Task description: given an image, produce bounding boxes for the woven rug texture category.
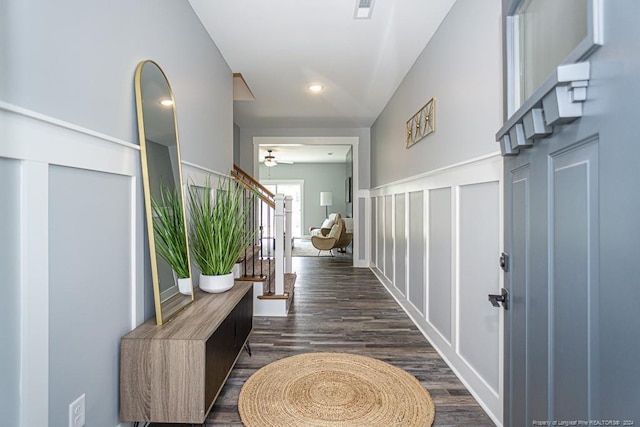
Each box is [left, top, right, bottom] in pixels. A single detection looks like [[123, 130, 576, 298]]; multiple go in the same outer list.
[[238, 352, 435, 427]]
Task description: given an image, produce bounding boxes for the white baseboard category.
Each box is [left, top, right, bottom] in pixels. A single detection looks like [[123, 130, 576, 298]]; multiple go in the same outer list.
[[370, 267, 502, 427]]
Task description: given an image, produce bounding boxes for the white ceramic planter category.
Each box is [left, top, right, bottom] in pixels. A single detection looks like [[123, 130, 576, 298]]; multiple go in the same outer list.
[[199, 272, 235, 294], [177, 277, 192, 295]]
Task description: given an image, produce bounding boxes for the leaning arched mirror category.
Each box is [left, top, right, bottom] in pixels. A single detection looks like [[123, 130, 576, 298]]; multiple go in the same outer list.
[[135, 60, 193, 325]]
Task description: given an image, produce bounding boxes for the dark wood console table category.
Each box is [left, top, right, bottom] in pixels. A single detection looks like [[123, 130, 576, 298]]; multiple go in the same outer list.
[[119, 282, 253, 424]]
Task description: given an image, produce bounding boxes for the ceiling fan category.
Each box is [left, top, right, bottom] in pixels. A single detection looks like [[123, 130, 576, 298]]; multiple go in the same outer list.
[[263, 149, 293, 167]]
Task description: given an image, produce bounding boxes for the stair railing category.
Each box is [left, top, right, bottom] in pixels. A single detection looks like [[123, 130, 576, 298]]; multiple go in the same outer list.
[[232, 164, 292, 296], [231, 164, 275, 209]]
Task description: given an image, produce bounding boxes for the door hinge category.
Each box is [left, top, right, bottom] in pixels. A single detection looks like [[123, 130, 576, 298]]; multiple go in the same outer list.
[[500, 252, 510, 272]]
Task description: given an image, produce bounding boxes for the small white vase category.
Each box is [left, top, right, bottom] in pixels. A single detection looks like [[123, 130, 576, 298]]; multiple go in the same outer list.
[[177, 277, 192, 295], [199, 272, 235, 294]]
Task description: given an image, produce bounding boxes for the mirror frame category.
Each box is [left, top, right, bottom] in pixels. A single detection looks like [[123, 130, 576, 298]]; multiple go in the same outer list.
[[134, 60, 194, 325]]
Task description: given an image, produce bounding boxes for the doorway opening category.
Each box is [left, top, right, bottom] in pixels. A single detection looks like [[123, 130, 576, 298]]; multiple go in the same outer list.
[[260, 180, 304, 239], [253, 136, 362, 266]]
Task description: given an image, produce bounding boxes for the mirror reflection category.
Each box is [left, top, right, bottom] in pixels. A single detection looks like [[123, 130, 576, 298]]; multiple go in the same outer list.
[[135, 60, 193, 325]]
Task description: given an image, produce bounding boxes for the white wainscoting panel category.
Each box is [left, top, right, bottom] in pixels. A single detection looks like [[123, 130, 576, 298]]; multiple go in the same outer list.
[[394, 194, 406, 296], [376, 197, 385, 272], [48, 165, 133, 427], [370, 197, 377, 267], [428, 187, 453, 343], [384, 195, 393, 281], [408, 191, 425, 314], [0, 158, 22, 427], [370, 153, 503, 426], [356, 196, 368, 266], [0, 103, 224, 427], [458, 181, 501, 394], [1, 104, 144, 427]]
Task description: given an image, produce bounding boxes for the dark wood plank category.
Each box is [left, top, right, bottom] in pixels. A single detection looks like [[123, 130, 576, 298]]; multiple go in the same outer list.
[[235, 275, 267, 282], [256, 293, 289, 300], [151, 256, 495, 426]]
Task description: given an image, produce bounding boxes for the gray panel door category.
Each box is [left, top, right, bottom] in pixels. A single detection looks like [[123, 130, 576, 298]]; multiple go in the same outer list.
[[505, 137, 601, 425], [502, 2, 640, 425]]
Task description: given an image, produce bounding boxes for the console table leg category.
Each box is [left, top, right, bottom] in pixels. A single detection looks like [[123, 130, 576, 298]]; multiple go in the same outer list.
[[244, 342, 252, 357]]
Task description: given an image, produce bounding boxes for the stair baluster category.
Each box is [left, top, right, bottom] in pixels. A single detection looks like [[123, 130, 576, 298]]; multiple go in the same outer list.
[[231, 164, 295, 314]]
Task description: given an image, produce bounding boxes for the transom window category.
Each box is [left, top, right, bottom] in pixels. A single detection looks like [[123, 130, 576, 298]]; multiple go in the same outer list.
[[508, 0, 600, 115]]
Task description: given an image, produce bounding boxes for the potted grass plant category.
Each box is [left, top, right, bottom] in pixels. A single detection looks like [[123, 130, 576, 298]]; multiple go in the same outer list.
[[151, 183, 192, 295], [187, 176, 253, 293]]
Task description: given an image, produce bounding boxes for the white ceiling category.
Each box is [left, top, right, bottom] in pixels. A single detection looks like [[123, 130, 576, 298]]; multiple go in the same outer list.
[[189, 0, 457, 129]]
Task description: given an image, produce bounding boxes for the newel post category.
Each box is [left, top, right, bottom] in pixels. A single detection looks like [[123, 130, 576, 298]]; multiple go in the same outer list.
[[274, 194, 285, 295], [284, 195, 293, 274]]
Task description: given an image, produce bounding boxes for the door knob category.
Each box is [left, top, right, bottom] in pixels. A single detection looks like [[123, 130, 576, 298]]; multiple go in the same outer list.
[[488, 288, 509, 310]]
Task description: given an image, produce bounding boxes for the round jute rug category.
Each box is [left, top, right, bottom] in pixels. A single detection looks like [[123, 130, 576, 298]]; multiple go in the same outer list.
[[238, 352, 435, 426]]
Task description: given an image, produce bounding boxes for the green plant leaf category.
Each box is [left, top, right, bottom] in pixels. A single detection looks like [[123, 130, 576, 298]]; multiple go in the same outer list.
[[187, 176, 256, 276], [151, 183, 190, 279]]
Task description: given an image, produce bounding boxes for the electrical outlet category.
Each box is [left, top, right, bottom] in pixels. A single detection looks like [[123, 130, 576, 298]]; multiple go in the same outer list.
[[68, 393, 85, 427]]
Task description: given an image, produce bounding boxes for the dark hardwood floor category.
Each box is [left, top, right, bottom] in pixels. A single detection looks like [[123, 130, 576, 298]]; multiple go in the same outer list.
[[209, 255, 495, 426], [152, 255, 495, 426]]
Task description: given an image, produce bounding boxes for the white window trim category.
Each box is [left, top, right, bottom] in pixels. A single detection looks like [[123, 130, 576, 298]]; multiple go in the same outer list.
[[507, 0, 603, 117], [497, 0, 604, 156]]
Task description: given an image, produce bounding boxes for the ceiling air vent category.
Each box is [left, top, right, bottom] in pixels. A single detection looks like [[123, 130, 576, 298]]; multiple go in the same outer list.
[[354, 0, 374, 19]]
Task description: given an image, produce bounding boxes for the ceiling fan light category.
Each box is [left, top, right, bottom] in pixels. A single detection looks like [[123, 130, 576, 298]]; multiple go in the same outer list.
[[264, 149, 278, 167]]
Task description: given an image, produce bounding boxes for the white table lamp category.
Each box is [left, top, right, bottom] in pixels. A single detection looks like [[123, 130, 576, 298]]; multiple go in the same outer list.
[[320, 192, 333, 218]]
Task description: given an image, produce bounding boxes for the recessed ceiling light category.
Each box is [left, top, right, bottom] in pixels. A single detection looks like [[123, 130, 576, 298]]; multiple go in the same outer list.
[[160, 99, 173, 106], [307, 84, 324, 92]]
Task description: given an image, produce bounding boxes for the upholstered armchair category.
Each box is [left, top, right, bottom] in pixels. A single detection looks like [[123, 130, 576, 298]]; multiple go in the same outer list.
[[309, 213, 341, 237], [310, 217, 344, 255], [334, 217, 353, 253]]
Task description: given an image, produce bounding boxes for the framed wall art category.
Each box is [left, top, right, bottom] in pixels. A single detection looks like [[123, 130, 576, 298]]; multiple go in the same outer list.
[[406, 97, 435, 148]]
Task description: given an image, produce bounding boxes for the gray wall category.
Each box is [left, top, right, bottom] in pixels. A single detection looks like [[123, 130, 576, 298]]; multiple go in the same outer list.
[[408, 191, 425, 313], [1, 0, 233, 173], [0, 159, 20, 427], [259, 162, 349, 234], [370, 0, 502, 187], [233, 123, 241, 165], [458, 182, 500, 390], [367, 0, 504, 419], [48, 167, 132, 427], [428, 188, 453, 341], [1, 1, 233, 426]]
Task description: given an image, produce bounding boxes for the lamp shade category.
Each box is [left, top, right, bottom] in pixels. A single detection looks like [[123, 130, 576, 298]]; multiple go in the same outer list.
[[320, 192, 333, 207]]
